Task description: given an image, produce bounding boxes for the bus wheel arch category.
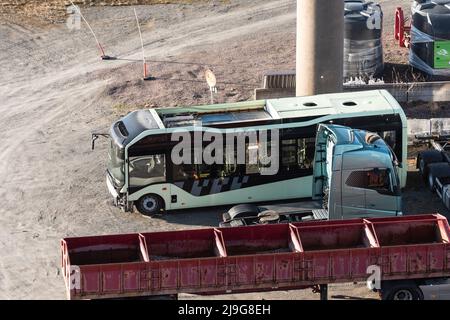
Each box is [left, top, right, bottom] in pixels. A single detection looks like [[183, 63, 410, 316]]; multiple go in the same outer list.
[[136, 194, 165, 216]]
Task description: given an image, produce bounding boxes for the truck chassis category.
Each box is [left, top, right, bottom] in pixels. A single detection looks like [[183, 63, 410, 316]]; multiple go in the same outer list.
[[416, 134, 450, 210]]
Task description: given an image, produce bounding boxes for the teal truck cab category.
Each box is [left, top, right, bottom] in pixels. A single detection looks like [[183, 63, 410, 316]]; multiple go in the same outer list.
[[222, 124, 402, 226], [313, 124, 402, 219]]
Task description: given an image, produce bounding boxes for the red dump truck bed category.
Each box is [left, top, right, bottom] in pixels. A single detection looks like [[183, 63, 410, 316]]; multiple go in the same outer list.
[[61, 214, 450, 300]]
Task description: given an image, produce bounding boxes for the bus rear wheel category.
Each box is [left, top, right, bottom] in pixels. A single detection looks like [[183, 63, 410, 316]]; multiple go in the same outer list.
[[137, 194, 164, 216]]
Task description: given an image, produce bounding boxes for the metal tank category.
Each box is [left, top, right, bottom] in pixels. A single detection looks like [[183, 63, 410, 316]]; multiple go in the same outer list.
[[344, 0, 384, 80], [410, 0, 450, 76]]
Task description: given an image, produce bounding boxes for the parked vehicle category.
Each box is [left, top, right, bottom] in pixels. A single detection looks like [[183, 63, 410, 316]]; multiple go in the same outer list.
[[221, 124, 402, 227], [61, 214, 450, 300], [95, 90, 407, 215], [395, 1, 450, 77], [416, 134, 450, 210]]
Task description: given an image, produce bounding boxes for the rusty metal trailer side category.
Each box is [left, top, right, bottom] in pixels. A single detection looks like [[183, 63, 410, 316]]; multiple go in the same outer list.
[[61, 214, 450, 300]]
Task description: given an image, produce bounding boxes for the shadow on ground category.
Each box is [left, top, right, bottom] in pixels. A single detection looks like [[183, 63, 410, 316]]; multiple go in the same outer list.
[[403, 171, 448, 219]]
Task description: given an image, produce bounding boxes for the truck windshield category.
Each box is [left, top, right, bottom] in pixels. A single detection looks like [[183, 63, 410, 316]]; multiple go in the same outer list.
[[107, 140, 125, 188]]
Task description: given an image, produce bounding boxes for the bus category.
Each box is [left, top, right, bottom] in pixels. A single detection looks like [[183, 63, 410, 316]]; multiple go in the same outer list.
[[104, 90, 407, 215]]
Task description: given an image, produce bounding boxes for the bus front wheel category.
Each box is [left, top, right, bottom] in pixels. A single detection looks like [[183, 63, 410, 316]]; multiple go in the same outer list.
[[137, 194, 165, 216]]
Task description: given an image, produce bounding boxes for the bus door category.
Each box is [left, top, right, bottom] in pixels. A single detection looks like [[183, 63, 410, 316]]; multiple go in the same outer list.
[[126, 152, 168, 212], [127, 134, 170, 200]]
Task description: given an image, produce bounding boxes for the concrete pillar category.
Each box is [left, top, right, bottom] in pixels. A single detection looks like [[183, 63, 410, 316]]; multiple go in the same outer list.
[[296, 0, 344, 96]]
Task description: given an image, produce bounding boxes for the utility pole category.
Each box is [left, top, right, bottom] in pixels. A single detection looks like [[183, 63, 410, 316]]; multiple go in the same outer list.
[[296, 0, 344, 96]]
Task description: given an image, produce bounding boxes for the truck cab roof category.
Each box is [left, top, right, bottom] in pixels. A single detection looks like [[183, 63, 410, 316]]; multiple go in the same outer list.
[[320, 124, 395, 170]]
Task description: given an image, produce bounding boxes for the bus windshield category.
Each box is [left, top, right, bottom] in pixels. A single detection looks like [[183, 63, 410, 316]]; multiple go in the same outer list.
[[107, 140, 125, 188]]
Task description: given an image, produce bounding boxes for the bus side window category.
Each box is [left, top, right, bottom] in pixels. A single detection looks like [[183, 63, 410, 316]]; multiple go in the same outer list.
[[197, 164, 222, 179], [245, 142, 260, 175], [173, 162, 231, 181], [173, 164, 197, 181], [129, 154, 166, 187], [245, 140, 277, 175], [281, 137, 315, 172], [299, 138, 315, 169], [379, 130, 396, 150]]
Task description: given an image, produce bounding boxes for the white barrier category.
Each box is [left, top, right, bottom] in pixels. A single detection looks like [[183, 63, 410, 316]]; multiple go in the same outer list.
[[255, 72, 450, 102]]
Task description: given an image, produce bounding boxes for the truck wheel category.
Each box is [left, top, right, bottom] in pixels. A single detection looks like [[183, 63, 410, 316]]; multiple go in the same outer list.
[[417, 151, 444, 179], [226, 204, 260, 220], [418, 157, 427, 178], [137, 194, 165, 216], [428, 172, 436, 192], [382, 282, 423, 300], [390, 288, 422, 300], [427, 163, 450, 192]]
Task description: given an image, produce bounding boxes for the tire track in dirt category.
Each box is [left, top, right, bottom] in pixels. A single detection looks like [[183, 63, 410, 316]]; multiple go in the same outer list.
[[0, 1, 298, 299]]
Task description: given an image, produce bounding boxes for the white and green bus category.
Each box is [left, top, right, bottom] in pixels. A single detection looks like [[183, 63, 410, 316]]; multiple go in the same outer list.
[[104, 90, 407, 215]]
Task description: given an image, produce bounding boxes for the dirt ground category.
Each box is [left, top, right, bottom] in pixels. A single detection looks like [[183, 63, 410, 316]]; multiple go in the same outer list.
[[0, 0, 448, 300]]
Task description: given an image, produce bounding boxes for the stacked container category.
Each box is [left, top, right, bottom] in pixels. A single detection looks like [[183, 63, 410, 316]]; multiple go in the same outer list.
[[410, 0, 450, 76], [344, 0, 384, 80]]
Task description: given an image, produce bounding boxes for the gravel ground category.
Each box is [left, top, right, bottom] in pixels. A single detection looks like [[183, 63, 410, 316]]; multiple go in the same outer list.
[[0, 0, 447, 300]]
